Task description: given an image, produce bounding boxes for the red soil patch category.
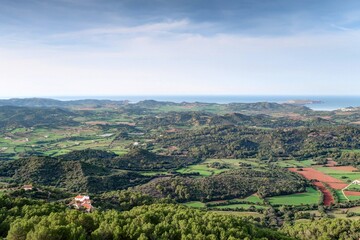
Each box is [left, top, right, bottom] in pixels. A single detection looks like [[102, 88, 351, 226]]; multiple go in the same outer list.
[[313, 182, 334, 206], [168, 146, 178, 151], [288, 168, 348, 189], [165, 128, 179, 133], [344, 191, 360, 196], [325, 159, 337, 167], [288, 168, 346, 206], [328, 166, 358, 172]]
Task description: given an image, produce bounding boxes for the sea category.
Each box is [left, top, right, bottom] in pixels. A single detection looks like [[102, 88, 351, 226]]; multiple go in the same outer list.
[[25, 95, 360, 111]]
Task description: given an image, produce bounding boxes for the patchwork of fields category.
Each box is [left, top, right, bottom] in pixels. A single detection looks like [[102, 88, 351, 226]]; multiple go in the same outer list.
[[181, 158, 360, 212], [289, 163, 360, 205]]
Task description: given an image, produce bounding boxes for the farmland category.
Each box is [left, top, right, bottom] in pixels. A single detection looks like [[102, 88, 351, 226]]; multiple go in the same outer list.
[[212, 203, 267, 210], [288, 162, 360, 205], [176, 158, 261, 176], [267, 187, 320, 205]]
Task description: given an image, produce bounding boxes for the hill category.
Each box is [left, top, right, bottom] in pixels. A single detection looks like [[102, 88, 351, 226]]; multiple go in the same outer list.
[[137, 167, 307, 201], [60, 148, 198, 171], [0, 98, 128, 108], [0, 156, 150, 193], [0, 106, 77, 129]]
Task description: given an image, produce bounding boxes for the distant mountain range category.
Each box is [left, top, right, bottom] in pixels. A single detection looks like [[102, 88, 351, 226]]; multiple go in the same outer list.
[[0, 98, 311, 112], [0, 98, 128, 108]]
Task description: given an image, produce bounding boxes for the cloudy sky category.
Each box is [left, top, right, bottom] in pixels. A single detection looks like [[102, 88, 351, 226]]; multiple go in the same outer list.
[[0, 0, 360, 97]]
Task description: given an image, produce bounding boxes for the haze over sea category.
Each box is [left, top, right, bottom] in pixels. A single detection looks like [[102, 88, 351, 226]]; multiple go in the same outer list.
[[51, 96, 360, 111]]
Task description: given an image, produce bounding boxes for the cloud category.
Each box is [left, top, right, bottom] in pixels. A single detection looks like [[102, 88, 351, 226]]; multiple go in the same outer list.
[[1, 1, 360, 97], [51, 19, 191, 39], [1, 27, 360, 97]]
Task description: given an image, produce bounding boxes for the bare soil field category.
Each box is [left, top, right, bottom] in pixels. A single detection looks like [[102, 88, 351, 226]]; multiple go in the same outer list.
[[344, 191, 360, 196], [313, 182, 334, 206], [328, 166, 358, 172], [288, 168, 348, 189]]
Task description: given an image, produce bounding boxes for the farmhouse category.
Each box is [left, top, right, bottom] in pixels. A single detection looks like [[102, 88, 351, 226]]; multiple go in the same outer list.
[[22, 185, 33, 191], [352, 180, 360, 185], [73, 195, 93, 212]]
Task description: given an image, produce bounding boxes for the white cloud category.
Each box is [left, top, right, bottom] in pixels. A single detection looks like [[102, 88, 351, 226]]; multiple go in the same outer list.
[[1, 23, 360, 97], [51, 19, 191, 39]]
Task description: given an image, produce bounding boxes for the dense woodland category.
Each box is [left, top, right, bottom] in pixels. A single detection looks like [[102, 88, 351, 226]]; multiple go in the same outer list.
[[0, 195, 291, 240], [0, 155, 151, 193], [138, 168, 307, 201], [155, 125, 360, 160]]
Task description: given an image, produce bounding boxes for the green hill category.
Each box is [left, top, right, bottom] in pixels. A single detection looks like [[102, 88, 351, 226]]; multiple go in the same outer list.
[[0, 106, 77, 129], [0, 156, 150, 193]]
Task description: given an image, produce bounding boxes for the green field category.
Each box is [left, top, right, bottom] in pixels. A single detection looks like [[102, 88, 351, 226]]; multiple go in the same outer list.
[[335, 190, 348, 203], [267, 187, 320, 205], [212, 204, 267, 210], [176, 158, 260, 176], [276, 159, 316, 168], [0, 124, 136, 159], [183, 201, 206, 208], [240, 195, 263, 204], [206, 194, 263, 206], [184, 195, 263, 209], [212, 211, 263, 217], [346, 184, 360, 191], [341, 149, 360, 153], [347, 195, 360, 201], [315, 167, 360, 182]]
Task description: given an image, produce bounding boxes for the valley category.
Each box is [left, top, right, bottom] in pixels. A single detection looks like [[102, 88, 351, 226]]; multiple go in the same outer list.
[[2, 98, 360, 239]]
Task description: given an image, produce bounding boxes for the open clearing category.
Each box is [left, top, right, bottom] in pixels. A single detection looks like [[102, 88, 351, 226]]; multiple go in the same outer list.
[[212, 204, 267, 210], [212, 211, 263, 218], [315, 166, 360, 182], [289, 166, 360, 204], [288, 168, 348, 189], [176, 158, 259, 176], [183, 201, 206, 208], [276, 159, 316, 168], [289, 168, 337, 205], [267, 187, 320, 205]]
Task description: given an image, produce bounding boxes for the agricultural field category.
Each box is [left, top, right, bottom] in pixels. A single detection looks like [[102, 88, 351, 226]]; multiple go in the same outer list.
[[276, 159, 316, 168], [288, 163, 360, 205], [267, 187, 320, 206], [211, 203, 267, 210], [206, 194, 263, 205], [314, 166, 360, 182], [183, 201, 206, 208], [176, 158, 261, 176], [0, 123, 144, 159], [183, 195, 265, 211], [212, 211, 264, 218], [347, 195, 360, 201], [335, 190, 348, 203]]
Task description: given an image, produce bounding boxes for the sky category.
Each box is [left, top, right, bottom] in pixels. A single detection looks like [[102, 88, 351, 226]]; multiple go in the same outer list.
[[1, 0, 360, 97]]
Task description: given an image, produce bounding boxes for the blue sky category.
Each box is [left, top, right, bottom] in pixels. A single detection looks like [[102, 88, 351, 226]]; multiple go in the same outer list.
[[0, 0, 360, 97]]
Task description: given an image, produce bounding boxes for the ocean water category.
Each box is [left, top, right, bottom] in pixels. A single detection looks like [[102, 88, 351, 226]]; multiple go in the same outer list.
[[53, 95, 360, 111]]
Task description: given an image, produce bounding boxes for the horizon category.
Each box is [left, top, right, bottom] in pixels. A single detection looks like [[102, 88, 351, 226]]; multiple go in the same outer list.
[[1, 0, 360, 96], [2, 95, 360, 111]]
